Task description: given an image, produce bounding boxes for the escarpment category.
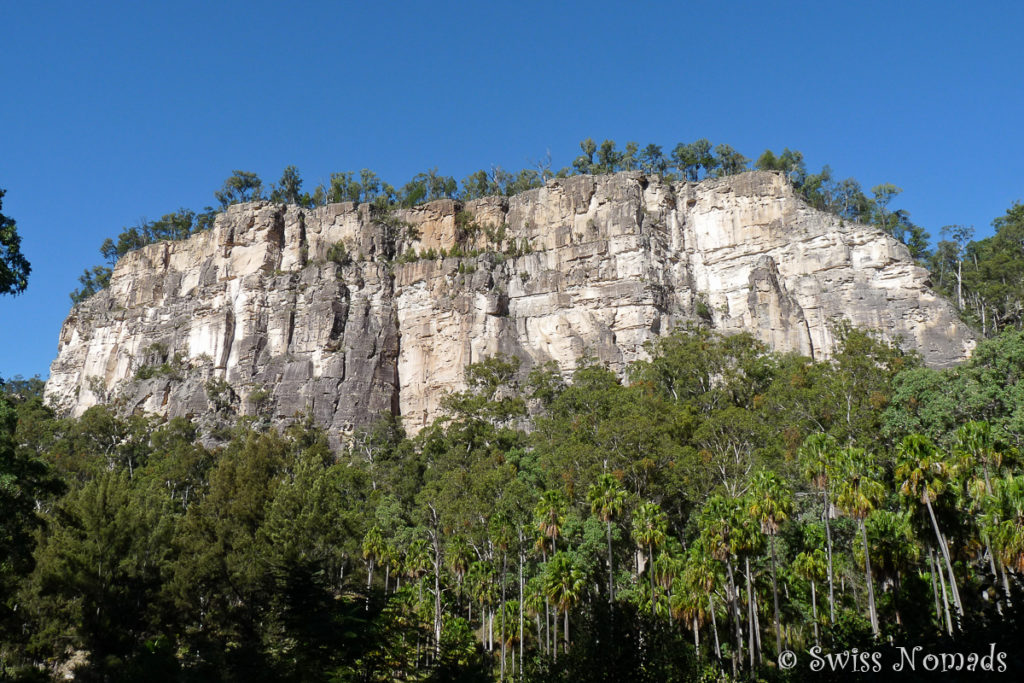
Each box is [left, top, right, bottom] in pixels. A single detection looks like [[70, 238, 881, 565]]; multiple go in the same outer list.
[[45, 171, 976, 435]]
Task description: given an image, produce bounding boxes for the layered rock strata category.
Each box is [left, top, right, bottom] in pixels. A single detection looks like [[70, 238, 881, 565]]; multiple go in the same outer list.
[[45, 171, 975, 434]]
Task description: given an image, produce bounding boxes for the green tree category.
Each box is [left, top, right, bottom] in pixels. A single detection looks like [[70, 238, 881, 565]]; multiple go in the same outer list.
[[893, 434, 963, 619], [833, 447, 885, 637], [215, 170, 264, 207], [543, 551, 586, 655], [747, 470, 793, 654], [632, 501, 668, 618], [587, 473, 626, 602], [0, 189, 30, 295]]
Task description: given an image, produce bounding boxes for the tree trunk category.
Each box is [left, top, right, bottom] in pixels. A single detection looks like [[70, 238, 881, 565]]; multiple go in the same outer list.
[[769, 534, 782, 654], [564, 609, 570, 653], [693, 616, 700, 657], [926, 497, 963, 618], [709, 594, 722, 661], [607, 519, 615, 603], [552, 602, 558, 662], [928, 549, 942, 631], [649, 544, 656, 618], [860, 520, 879, 637], [823, 488, 836, 623], [810, 579, 820, 646], [725, 560, 742, 677], [935, 548, 954, 636], [501, 552, 507, 681], [746, 556, 755, 670], [519, 537, 525, 682]]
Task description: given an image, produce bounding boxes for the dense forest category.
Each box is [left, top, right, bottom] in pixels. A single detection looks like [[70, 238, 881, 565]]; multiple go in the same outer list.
[[3, 321, 1024, 680], [2, 140, 1024, 680]]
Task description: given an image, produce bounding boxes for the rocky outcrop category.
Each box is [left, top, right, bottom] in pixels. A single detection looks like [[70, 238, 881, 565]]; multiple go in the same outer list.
[[45, 171, 976, 435]]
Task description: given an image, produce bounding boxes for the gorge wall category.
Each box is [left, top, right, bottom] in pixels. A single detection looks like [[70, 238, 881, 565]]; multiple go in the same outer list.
[[44, 171, 976, 435]]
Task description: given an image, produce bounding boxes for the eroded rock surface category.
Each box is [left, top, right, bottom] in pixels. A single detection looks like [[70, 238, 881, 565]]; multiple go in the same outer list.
[[45, 171, 975, 435]]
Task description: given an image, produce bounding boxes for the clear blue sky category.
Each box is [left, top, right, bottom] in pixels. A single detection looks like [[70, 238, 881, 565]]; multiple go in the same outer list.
[[2, 0, 1022, 381]]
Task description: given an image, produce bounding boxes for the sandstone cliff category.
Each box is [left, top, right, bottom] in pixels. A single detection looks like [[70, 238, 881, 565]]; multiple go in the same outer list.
[[45, 171, 976, 434]]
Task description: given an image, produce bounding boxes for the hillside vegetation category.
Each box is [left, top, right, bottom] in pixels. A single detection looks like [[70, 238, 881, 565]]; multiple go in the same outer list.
[[4, 323, 1024, 680]]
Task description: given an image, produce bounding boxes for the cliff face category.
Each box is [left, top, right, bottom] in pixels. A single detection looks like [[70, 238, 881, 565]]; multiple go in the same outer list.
[[45, 171, 975, 434]]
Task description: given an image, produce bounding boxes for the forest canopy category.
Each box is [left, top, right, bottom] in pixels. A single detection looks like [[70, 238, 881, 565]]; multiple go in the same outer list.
[[4, 324, 1024, 680]]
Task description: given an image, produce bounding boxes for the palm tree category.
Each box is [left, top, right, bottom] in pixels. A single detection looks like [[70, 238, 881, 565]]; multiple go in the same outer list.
[[405, 538, 431, 605], [587, 473, 626, 603], [673, 542, 720, 659], [955, 421, 1012, 605], [791, 550, 826, 646], [747, 470, 793, 655], [632, 501, 668, 618], [799, 433, 839, 623], [446, 536, 473, 617], [363, 526, 386, 592], [863, 509, 919, 626], [466, 560, 497, 649], [984, 474, 1024, 574], [894, 434, 963, 619], [698, 494, 755, 677], [833, 447, 884, 637], [535, 490, 567, 555], [544, 552, 586, 655]]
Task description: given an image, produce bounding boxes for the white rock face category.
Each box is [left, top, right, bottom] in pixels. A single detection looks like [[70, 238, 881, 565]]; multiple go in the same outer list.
[[45, 171, 975, 435]]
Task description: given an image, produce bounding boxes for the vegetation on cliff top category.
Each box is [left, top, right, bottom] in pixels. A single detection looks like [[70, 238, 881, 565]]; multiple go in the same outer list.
[[69, 138, 931, 298], [68, 140, 1024, 336]]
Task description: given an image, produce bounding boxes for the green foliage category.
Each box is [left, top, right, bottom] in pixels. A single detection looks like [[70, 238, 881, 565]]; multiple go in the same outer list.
[[0, 188, 30, 296], [215, 169, 264, 207], [7, 323, 1024, 679], [325, 240, 351, 267]]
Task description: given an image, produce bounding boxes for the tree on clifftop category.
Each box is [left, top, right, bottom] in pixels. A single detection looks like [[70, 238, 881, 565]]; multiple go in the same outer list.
[[0, 188, 30, 295]]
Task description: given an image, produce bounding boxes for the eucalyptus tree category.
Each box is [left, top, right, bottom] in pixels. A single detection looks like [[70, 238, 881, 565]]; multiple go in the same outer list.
[[747, 470, 793, 654], [894, 434, 963, 619], [587, 473, 626, 602], [0, 189, 30, 295], [833, 447, 885, 637]]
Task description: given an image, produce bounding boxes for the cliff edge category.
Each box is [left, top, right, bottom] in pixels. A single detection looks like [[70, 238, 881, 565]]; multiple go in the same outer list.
[[45, 171, 975, 434]]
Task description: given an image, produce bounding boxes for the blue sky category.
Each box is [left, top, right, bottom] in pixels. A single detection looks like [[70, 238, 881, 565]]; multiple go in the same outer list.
[[2, 0, 1022, 380]]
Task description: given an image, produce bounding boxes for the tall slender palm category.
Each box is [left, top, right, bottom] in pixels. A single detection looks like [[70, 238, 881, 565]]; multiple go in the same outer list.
[[894, 434, 963, 618], [984, 474, 1024, 573], [863, 509, 919, 626], [544, 552, 586, 655], [446, 536, 473, 616], [363, 526, 386, 592], [955, 421, 1012, 604], [747, 470, 793, 655], [587, 473, 626, 603], [798, 433, 839, 622], [405, 538, 432, 605], [632, 501, 668, 617], [535, 490, 567, 555], [791, 550, 826, 646], [698, 494, 754, 677], [834, 447, 884, 637], [674, 542, 721, 660]]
